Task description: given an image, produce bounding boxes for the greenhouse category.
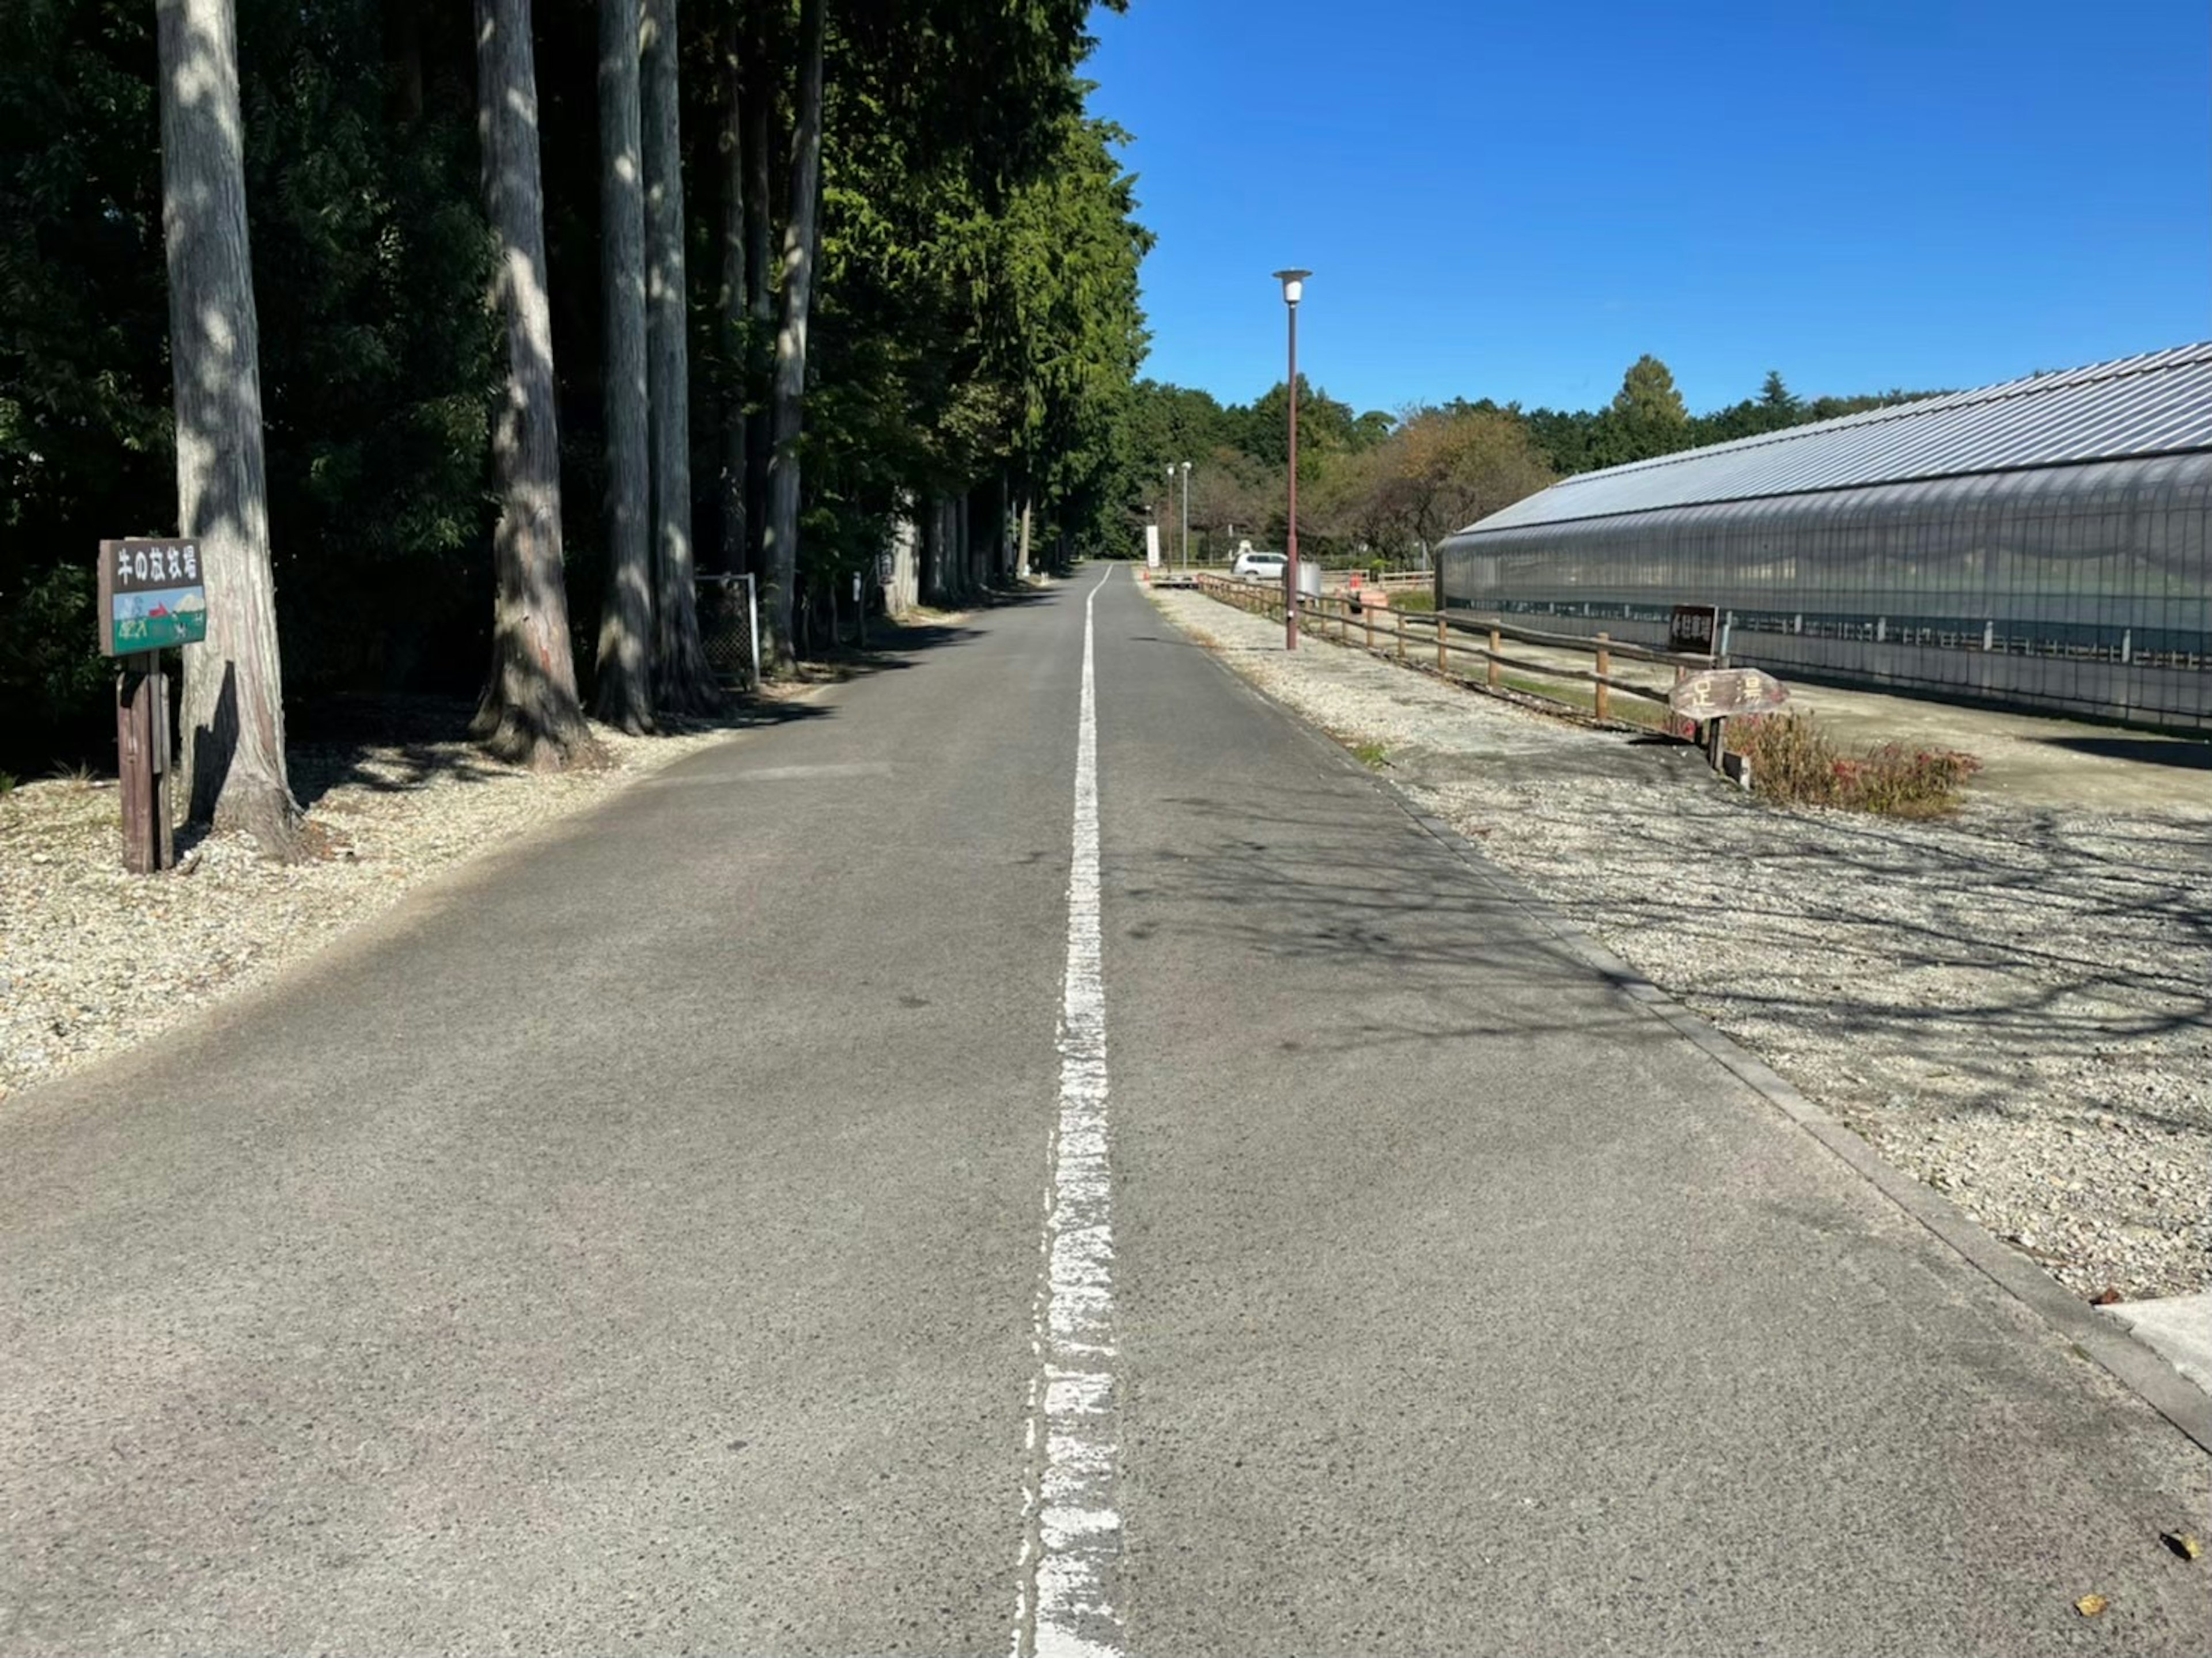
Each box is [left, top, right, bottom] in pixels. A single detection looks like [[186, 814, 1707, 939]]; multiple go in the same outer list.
[[1437, 344, 2212, 733]]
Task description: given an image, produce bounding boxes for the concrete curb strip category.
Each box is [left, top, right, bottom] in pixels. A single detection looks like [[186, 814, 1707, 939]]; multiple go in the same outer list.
[[1167, 596, 2212, 1458]]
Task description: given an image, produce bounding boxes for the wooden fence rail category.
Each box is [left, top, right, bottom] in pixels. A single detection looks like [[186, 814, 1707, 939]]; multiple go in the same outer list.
[[1189, 572, 1719, 729]]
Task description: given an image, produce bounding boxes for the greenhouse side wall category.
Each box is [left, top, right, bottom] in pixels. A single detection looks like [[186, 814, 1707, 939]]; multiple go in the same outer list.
[[1438, 453, 2212, 732]]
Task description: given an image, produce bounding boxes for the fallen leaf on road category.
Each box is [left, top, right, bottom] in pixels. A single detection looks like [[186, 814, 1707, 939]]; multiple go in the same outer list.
[[2089, 1288, 2123, 1306], [2073, 1593, 2109, 1618], [2161, 1531, 2203, 1561]]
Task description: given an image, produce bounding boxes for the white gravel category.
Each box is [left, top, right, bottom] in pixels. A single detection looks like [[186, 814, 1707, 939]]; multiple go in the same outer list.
[[1153, 586, 2212, 1303], [0, 704, 761, 1104]]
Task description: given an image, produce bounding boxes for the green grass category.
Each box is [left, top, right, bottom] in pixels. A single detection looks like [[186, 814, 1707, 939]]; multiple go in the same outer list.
[[1350, 739, 1390, 769], [1387, 590, 1437, 613]]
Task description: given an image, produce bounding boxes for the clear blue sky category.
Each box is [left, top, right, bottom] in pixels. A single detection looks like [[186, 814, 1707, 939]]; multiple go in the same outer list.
[[1084, 0, 2212, 416]]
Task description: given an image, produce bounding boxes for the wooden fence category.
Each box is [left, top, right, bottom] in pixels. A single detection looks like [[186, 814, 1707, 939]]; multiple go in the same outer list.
[[1192, 572, 1718, 727]]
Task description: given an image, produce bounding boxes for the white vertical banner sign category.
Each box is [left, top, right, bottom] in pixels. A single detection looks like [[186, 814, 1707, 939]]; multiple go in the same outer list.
[[1143, 525, 1160, 569]]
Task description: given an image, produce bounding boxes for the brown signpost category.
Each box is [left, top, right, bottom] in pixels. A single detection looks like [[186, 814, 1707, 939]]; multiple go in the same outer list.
[[1670, 666, 1789, 786], [97, 539, 203, 874]]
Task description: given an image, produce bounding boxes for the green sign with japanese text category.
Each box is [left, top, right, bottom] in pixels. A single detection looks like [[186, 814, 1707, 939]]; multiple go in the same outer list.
[[97, 539, 207, 655]]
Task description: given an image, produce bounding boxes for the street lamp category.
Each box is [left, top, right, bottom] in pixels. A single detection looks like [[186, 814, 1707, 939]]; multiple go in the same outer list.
[[1178, 460, 1191, 569], [1272, 268, 1309, 649]]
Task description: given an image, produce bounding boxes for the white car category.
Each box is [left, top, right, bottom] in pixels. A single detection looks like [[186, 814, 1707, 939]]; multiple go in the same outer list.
[[1231, 550, 1287, 580]]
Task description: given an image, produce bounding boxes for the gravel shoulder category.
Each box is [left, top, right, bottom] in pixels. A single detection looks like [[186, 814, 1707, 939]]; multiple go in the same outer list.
[[0, 696, 804, 1104], [1151, 585, 2212, 1304]]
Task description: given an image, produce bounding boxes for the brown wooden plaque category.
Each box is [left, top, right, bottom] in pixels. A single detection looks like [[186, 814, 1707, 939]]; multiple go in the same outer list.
[[1668, 667, 1791, 720]]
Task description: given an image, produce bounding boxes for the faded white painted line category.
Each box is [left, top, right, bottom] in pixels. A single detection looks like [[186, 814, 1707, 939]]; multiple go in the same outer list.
[[1012, 566, 1123, 1658]]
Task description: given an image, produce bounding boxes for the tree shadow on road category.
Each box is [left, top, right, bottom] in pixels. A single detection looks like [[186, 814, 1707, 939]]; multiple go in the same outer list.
[[286, 691, 834, 811], [1114, 771, 2212, 1144]]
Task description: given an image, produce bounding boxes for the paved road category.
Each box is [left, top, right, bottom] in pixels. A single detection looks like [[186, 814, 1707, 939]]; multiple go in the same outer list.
[[3, 570, 2206, 1655]]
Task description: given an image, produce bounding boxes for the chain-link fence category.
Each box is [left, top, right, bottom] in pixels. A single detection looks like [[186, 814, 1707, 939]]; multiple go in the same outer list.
[[694, 573, 759, 689]]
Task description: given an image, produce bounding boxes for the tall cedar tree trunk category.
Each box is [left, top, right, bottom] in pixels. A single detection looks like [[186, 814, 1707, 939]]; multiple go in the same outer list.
[[762, 0, 823, 668], [741, 9, 772, 574], [643, 0, 721, 711], [714, 8, 746, 574], [158, 0, 301, 856], [593, 0, 655, 730], [918, 497, 940, 605], [472, 0, 593, 766], [1017, 483, 1034, 579]]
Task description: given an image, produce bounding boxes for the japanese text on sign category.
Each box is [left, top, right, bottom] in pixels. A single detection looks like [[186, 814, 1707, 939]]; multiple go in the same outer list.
[[97, 538, 208, 656], [1668, 603, 1719, 657]]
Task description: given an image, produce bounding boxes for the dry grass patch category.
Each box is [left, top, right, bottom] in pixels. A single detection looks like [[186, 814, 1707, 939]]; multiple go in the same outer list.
[[1730, 712, 1980, 817]]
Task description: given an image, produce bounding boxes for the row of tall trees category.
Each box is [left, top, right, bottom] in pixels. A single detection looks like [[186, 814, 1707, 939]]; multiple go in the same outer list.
[[1, 0, 1149, 841], [1121, 357, 1943, 566]]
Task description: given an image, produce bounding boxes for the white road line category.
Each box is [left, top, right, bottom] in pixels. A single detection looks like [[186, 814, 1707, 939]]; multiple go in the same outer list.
[[1012, 566, 1124, 1658]]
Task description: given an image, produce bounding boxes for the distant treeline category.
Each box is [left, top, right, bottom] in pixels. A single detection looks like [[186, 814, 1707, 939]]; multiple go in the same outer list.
[[1120, 355, 1943, 566]]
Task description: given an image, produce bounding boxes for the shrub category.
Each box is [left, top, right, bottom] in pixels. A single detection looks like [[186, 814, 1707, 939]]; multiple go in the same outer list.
[[1835, 742, 1983, 817], [1728, 712, 1980, 817]]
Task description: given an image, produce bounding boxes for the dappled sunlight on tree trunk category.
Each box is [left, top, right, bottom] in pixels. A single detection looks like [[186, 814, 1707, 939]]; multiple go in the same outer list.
[[158, 0, 301, 859], [713, 4, 748, 579], [472, 0, 596, 769], [592, 0, 654, 734], [762, 0, 821, 673], [643, 0, 719, 714]]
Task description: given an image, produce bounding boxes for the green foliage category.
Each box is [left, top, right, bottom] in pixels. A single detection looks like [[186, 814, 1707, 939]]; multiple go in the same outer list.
[[0, 0, 494, 773], [798, 16, 1150, 586], [239, 0, 499, 698], [0, 0, 172, 771]]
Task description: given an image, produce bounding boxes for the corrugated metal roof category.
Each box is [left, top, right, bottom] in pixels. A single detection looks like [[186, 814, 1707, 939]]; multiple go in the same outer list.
[[1457, 342, 2212, 536]]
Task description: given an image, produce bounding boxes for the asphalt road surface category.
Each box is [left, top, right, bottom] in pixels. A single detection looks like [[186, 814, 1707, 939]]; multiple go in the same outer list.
[[3, 569, 2207, 1655]]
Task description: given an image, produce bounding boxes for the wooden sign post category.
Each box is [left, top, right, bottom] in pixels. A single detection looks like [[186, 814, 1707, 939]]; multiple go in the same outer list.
[[97, 538, 206, 874], [1669, 666, 1791, 788]]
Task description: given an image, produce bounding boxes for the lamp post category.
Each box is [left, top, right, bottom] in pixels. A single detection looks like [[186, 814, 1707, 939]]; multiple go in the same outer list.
[[1272, 268, 1309, 649], [1178, 460, 1191, 569]]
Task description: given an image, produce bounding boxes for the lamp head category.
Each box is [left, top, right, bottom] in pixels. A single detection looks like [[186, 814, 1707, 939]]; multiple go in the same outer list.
[[1273, 268, 1311, 306]]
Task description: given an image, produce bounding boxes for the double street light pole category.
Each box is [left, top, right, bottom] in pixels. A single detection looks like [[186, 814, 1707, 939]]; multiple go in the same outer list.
[[1273, 269, 1310, 650]]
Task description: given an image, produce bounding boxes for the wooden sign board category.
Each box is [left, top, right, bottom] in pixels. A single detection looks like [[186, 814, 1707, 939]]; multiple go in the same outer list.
[[97, 538, 206, 656], [1669, 667, 1790, 720], [1668, 603, 1719, 657]]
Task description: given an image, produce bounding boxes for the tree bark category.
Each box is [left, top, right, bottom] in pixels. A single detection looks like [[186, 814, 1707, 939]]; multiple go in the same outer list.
[[741, 10, 773, 575], [714, 6, 747, 576], [472, 0, 595, 767], [762, 0, 823, 669], [158, 0, 301, 857], [643, 0, 721, 712], [956, 491, 972, 597], [592, 0, 654, 731], [1017, 485, 1034, 580]]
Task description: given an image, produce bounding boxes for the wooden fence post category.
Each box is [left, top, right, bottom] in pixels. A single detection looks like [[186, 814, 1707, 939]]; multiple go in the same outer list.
[[1594, 632, 1611, 723], [1364, 604, 1374, 652], [1486, 628, 1501, 689], [1436, 613, 1447, 672]]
